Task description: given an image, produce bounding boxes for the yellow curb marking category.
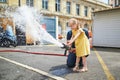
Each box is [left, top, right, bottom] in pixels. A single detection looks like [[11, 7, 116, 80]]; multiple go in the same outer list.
[[0, 56, 66, 80], [93, 48, 115, 80]]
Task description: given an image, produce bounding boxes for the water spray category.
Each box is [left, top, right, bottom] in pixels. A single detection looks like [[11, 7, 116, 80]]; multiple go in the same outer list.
[[3, 6, 72, 57]]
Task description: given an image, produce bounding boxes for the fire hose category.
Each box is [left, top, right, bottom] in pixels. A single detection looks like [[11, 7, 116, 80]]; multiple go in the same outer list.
[[0, 43, 71, 57]]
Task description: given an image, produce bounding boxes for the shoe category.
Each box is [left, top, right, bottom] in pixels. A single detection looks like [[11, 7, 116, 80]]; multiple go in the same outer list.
[[79, 68, 86, 73], [73, 66, 79, 72], [85, 68, 88, 72]]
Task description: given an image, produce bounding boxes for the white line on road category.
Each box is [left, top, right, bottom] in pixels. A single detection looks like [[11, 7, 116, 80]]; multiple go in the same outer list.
[[0, 56, 66, 80]]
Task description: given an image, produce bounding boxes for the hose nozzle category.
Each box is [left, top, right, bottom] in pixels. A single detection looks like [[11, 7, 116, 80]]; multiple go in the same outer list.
[[61, 43, 71, 50]]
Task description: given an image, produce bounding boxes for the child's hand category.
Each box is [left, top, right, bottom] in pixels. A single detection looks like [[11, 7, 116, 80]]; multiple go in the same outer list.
[[67, 40, 70, 44], [67, 40, 72, 46]]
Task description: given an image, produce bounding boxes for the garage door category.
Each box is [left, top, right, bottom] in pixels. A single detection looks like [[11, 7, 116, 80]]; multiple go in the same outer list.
[[93, 9, 120, 48]]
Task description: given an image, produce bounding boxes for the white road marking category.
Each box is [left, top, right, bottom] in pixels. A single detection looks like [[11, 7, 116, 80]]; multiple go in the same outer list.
[[0, 56, 66, 80]]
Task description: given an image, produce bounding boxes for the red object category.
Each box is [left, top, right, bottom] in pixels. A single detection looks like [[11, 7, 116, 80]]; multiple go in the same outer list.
[[58, 34, 63, 39], [88, 31, 92, 38], [88, 31, 93, 48], [0, 50, 67, 57], [90, 38, 93, 48], [42, 24, 46, 30]]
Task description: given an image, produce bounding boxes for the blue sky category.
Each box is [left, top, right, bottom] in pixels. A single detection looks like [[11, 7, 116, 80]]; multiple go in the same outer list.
[[100, 0, 108, 4]]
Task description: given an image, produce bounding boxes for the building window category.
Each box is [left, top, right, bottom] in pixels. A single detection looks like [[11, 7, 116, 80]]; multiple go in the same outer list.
[[116, 0, 119, 5], [119, 0, 120, 5], [92, 8, 94, 12], [91, 8, 95, 16], [42, 0, 48, 9], [66, 22, 68, 27], [55, 0, 60, 12], [26, 0, 34, 7], [18, 0, 21, 6], [84, 24, 89, 30], [76, 4, 80, 15], [66, 2, 71, 14], [58, 21, 62, 34], [115, 0, 120, 6], [0, 0, 6, 3], [84, 6, 88, 17]]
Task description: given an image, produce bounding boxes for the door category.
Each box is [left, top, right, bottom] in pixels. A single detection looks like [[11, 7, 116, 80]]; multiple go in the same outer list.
[[41, 17, 57, 39]]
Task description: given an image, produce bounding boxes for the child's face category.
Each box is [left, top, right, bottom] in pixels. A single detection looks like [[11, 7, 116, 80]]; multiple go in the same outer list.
[[69, 22, 77, 30]]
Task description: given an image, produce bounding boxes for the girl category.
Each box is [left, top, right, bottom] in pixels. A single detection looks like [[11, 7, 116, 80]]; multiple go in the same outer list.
[[67, 18, 90, 72]]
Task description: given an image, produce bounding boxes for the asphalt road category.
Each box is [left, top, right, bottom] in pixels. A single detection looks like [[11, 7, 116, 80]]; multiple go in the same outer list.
[[0, 59, 53, 80], [0, 46, 120, 80]]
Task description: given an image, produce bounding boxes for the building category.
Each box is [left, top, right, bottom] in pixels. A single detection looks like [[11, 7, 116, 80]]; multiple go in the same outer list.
[[93, 7, 120, 48], [109, 0, 120, 7], [0, 0, 111, 38], [109, 0, 115, 6]]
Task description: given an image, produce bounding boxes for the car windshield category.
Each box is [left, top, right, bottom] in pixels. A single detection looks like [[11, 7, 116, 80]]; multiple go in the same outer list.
[[6, 25, 14, 36]]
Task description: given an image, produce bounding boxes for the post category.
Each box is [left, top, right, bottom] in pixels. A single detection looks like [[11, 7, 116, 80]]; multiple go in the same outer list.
[[55, 16, 59, 40]]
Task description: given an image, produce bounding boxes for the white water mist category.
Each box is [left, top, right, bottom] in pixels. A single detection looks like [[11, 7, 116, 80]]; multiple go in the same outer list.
[[9, 6, 63, 47]]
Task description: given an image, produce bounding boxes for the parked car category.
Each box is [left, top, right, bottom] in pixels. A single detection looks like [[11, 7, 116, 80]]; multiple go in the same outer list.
[[0, 25, 17, 47]]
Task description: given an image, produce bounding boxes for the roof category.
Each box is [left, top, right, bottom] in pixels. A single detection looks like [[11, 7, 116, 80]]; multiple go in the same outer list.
[[94, 7, 120, 13], [84, 0, 112, 8]]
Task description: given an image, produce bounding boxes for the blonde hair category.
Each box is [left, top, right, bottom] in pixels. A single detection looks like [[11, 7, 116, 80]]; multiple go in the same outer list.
[[70, 18, 77, 24], [69, 18, 82, 29]]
